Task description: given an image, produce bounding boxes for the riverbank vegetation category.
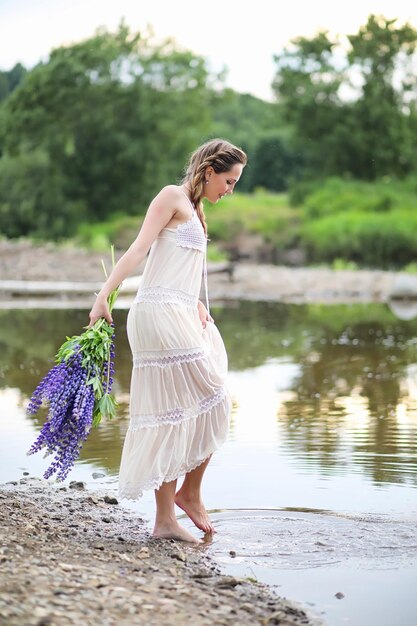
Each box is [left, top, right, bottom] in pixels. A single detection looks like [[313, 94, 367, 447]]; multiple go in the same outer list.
[[0, 15, 416, 269], [75, 176, 417, 269]]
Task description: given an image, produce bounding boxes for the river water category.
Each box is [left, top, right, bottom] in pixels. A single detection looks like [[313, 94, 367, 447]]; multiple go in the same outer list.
[[1, 301, 416, 625]]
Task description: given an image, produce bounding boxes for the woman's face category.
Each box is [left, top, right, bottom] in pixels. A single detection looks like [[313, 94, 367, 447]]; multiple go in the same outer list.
[[203, 163, 243, 203]]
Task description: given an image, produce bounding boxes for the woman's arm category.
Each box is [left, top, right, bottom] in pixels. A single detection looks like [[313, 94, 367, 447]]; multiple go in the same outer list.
[[89, 186, 177, 325]]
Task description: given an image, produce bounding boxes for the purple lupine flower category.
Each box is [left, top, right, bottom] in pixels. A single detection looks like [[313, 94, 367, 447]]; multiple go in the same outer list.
[[27, 318, 118, 481], [27, 349, 96, 480], [27, 252, 120, 482], [26, 360, 69, 417]]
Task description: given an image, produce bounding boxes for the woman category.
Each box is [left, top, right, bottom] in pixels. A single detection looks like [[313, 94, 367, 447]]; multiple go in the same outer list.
[[89, 138, 247, 542]]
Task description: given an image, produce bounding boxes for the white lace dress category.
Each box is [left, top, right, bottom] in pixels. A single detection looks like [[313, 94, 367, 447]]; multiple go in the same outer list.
[[118, 193, 231, 499]]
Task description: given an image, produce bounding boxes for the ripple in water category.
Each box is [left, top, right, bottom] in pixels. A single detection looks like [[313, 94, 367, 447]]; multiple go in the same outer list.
[[196, 509, 417, 570]]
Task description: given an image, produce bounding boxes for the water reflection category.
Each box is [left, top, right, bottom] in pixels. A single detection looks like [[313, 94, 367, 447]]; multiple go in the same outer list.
[[2, 302, 416, 626], [1, 302, 417, 488], [273, 306, 417, 487]]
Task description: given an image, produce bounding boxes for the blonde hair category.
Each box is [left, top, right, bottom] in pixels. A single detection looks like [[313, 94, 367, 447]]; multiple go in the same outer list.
[[182, 138, 247, 234]]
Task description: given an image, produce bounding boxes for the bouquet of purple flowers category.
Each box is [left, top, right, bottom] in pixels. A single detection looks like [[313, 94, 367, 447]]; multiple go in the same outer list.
[[27, 251, 121, 481]]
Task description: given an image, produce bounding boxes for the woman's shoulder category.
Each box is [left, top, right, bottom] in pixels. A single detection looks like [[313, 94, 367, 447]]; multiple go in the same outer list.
[[151, 185, 190, 215], [156, 184, 184, 202]]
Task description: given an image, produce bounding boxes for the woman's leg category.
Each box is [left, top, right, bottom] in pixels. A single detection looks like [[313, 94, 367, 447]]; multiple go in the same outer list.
[[153, 479, 200, 542], [175, 455, 214, 534]]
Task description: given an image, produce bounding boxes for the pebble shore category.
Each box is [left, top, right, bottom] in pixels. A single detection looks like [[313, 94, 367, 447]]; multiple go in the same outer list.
[[0, 239, 410, 305], [0, 479, 321, 626]]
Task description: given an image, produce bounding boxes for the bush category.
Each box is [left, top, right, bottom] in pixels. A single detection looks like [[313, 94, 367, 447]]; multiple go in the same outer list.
[[288, 179, 321, 206], [301, 211, 417, 268], [0, 151, 84, 239], [302, 176, 417, 220], [207, 190, 300, 249], [76, 214, 143, 250]]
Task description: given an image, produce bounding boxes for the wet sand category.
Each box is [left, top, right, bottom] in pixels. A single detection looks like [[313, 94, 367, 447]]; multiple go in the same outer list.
[[0, 479, 320, 625]]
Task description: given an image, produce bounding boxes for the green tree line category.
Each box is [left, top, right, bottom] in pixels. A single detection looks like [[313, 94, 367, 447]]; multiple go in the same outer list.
[[0, 25, 279, 239], [273, 14, 417, 182], [0, 15, 416, 243]]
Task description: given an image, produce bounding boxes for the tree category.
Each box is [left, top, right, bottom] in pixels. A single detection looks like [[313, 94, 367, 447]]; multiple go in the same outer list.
[[0, 25, 214, 238], [0, 150, 84, 239], [272, 30, 345, 177], [209, 89, 289, 191], [272, 15, 417, 180], [249, 134, 303, 191], [0, 63, 27, 102], [347, 15, 417, 178]]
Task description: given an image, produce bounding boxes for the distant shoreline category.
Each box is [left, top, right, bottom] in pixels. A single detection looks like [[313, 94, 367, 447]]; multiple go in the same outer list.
[[1, 239, 416, 307]]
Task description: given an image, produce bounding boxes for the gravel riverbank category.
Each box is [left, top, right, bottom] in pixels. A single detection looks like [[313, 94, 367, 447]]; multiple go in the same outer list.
[[0, 479, 320, 626], [0, 239, 412, 305]]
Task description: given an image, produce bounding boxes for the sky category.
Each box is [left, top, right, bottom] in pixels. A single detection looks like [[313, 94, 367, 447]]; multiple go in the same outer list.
[[0, 0, 416, 101]]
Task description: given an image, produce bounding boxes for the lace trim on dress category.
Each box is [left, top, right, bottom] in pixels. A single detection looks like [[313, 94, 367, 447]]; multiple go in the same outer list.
[[134, 286, 198, 308], [133, 347, 207, 368], [176, 213, 207, 253], [176, 214, 210, 315], [129, 387, 227, 429]]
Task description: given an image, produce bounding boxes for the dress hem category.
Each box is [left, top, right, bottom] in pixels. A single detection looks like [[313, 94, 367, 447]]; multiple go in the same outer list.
[[118, 452, 213, 501]]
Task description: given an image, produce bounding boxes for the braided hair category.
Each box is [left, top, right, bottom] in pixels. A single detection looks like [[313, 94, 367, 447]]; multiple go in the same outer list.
[[182, 139, 247, 234]]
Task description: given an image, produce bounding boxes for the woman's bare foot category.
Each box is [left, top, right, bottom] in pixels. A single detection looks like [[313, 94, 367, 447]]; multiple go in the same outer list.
[[175, 490, 215, 534], [153, 520, 201, 543]]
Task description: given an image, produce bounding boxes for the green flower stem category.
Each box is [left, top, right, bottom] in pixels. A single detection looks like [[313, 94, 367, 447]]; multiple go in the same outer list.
[[60, 245, 121, 426]]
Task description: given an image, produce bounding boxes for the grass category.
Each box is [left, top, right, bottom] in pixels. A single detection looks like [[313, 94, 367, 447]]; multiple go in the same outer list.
[[75, 213, 144, 251], [71, 176, 417, 269], [302, 176, 417, 219], [403, 262, 417, 274], [206, 189, 300, 248]]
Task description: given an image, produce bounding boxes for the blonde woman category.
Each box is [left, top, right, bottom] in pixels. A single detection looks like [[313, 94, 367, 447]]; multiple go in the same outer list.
[[89, 138, 247, 542]]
